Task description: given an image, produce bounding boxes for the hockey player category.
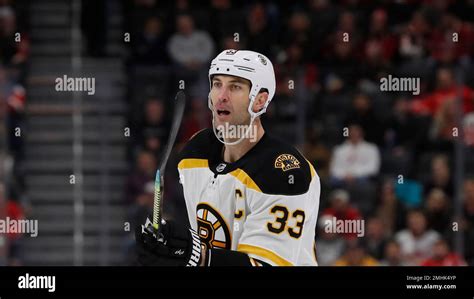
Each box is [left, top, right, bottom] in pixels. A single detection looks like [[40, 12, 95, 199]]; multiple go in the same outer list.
[[136, 50, 321, 266]]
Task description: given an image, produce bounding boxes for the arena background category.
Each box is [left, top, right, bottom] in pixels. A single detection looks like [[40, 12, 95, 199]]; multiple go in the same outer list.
[[0, 0, 474, 266]]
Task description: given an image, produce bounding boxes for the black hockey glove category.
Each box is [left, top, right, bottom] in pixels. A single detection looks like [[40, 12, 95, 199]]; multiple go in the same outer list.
[[135, 217, 204, 266]]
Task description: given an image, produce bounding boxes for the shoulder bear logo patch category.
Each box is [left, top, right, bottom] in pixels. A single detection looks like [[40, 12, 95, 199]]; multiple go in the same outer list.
[[274, 154, 300, 171]]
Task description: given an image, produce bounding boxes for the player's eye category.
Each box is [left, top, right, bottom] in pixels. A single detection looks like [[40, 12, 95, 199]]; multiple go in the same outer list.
[[230, 84, 241, 91], [212, 81, 222, 88]]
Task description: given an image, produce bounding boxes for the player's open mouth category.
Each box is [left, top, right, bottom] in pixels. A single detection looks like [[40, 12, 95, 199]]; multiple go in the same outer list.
[[217, 109, 230, 116]]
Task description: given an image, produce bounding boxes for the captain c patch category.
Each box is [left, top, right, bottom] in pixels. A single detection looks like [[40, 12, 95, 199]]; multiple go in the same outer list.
[[274, 154, 300, 171]]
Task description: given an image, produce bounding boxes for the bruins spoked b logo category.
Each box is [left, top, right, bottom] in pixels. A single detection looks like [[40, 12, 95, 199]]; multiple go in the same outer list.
[[196, 203, 231, 250], [274, 154, 300, 171]]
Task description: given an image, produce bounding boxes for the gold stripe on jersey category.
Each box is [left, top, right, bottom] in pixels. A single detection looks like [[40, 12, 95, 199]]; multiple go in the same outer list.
[[305, 159, 316, 178], [178, 158, 209, 169], [178, 159, 262, 192], [229, 169, 262, 193], [237, 244, 293, 266]]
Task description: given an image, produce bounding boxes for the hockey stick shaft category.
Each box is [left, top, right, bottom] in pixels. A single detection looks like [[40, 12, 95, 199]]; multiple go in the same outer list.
[[152, 91, 186, 229]]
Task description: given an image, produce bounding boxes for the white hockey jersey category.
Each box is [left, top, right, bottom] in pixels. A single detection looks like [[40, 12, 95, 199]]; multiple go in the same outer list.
[[177, 129, 320, 266]]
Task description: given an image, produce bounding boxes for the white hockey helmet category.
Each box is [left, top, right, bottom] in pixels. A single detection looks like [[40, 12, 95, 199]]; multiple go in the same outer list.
[[208, 49, 276, 118]]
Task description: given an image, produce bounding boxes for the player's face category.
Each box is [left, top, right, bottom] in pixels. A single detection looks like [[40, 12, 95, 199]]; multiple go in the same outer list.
[[210, 75, 251, 127]]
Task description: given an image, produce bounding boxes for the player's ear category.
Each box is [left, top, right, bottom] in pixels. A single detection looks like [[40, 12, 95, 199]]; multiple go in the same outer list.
[[252, 91, 269, 113]]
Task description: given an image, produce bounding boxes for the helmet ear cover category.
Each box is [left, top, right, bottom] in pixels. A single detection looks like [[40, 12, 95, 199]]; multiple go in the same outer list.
[[252, 88, 269, 113]]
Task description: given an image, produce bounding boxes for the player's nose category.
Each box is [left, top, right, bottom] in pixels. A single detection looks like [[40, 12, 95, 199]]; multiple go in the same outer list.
[[217, 86, 230, 102]]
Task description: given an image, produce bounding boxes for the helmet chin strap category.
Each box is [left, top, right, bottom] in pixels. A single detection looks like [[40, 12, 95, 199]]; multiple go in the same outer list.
[[209, 94, 258, 146], [211, 114, 257, 146]]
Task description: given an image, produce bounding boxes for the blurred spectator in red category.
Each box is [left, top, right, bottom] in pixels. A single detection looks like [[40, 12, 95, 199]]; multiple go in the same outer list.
[[395, 210, 440, 265], [6, 84, 25, 113], [375, 179, 407, 234], [410, 67, 474, 116], [420, 239, 466, 266], [329, 124, 380, 186], [321, 189, 362, 240], [366, 9, 398, 62], [380, 240, 407, 266], [334, 239, 379, 266], [5, 197, 25, 266], [315, 215, 346, 266], [424, 154, 454, 198], [424, 188, 451, 234], [6, 199, 24, 241], [429, 13, 474, 63], [126, 150, 157, 203], [332, 10, 362, 52], [133, 16, 169, 65], [167, 14, 214, 71], [178, 98, 209, 145], [364, 216, 389, 260]]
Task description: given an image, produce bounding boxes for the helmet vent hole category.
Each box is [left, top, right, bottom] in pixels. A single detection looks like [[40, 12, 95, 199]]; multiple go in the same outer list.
[[227, 68, 229, 71], [217, 68, 219, 71]]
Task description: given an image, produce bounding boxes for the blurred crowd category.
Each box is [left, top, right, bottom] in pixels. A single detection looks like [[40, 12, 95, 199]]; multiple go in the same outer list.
[[122, 0, 474, 266], [0, 0, 30, 265]]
